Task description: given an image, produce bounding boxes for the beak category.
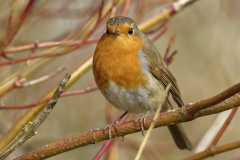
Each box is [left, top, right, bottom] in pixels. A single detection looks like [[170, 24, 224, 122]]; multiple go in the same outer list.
[[112, 29, 120, 35]]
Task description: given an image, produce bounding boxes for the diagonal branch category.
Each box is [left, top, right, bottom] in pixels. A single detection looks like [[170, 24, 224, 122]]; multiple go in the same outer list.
[[14, 82, 240, 160], [0, 73, 71, 160]]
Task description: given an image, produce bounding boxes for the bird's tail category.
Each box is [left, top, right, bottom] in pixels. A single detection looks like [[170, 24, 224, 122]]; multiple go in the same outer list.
[[167, 124, 192, 150], [164, 99, 192, 150]]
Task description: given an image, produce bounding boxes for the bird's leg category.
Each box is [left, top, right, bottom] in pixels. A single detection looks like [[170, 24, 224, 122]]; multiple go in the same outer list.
[[134, 111, 150, 136], [105, 111, 129, 140]]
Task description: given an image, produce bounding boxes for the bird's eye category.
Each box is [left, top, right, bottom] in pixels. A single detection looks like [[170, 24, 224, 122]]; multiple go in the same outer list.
[[106, 29, 109, 34], [128, 28, 134, 35]]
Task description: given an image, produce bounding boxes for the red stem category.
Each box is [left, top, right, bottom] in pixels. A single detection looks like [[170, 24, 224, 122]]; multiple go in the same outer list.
[[15, 43, 37, 88], [210, 107, 239, 146], [7, 11, 13, 35], [0, 0, 35, 56], [0, 87, 98, 109], [151, 25, 168, 42], [121, 0, 131, 16]]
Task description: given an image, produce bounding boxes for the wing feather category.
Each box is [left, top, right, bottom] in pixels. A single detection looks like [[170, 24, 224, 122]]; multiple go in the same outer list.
[[142, 41, 184, 107]]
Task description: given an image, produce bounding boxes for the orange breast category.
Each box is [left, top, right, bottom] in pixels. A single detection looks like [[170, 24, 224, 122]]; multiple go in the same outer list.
[[93, 34, 147, 90]]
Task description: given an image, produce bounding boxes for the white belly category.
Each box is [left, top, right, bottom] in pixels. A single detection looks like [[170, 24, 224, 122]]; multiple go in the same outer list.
[[100, 77, 165, 114]]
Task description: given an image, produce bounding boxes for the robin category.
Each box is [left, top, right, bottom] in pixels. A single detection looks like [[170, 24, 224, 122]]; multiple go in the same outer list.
[[93, 16, 192, 150]]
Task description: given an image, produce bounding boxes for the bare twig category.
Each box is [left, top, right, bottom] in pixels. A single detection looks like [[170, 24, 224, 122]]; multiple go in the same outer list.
[[0, 0, 111, 66], [5, 38, 99, 54], [151, 24, 169, 42], [163, 34, 176, 65], [7, 11, 13, 36], [15, 42, 37, 88], [194, 111, 231, 153], [0, 73, 71, 160], [138, 0, 199, 31], [210, 107, 238, 146], [20, 66, 66, 87], [0, 86, 97, 110], [0, 0, 35, 56], [144, 21, 168, 34], [135, 84, 171, 160], [195, 107, 238, 156], [121, 0, 131, 16], [184, 139, 240, 160]]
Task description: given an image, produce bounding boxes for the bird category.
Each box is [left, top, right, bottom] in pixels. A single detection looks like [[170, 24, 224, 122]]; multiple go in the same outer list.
[[92, 16, 192, 150]]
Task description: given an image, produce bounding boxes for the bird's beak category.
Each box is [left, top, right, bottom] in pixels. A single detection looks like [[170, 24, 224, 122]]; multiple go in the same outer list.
[[112, 29, 120, 35]]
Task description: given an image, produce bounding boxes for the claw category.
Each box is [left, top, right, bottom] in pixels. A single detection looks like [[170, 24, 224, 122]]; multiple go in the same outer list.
[[105, 111, 129, 140], [140, 114, 145, 136], [134, 111, 150, 136], [105, 120, 119, 140]]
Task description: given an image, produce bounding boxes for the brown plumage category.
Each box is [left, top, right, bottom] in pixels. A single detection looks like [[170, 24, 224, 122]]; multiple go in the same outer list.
[[93, 16, 192, 150]]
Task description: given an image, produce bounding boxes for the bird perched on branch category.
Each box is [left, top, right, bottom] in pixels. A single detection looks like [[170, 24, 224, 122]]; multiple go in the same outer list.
[[93, 16, 192, 150]]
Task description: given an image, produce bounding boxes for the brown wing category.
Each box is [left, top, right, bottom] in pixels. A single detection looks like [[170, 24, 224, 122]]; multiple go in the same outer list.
[[142, 41, 184, 108]]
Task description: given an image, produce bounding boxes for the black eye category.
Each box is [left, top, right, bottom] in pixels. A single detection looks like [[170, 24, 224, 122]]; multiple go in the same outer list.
[[128, 28, 134, 35], [106, 29, 109, 34]]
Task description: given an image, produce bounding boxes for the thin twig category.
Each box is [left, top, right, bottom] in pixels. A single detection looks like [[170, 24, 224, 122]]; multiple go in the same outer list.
[[7, 11, 13, 36], [0, 73, 71, 160], [0, 0, 111, 66], [0, 0, 35, 56], [163, 34, 176, 65], [0, 87, 98, 109], [151, 24, 169, 42], [20, 66, 66, 87], [194, 111, 231, 153], [184, 139, 240, 160], [5, 38, 99, 54], [135, 84, 171, 160], [15, 42, 37, 88], [144, 21, 168, 34], [210, 107, 238, 146], [121, 0, 131, 16]]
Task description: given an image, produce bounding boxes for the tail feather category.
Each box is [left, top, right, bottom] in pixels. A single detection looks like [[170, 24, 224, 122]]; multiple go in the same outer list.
[[164, 99, 192, 150], [167, 124, 192, 150]]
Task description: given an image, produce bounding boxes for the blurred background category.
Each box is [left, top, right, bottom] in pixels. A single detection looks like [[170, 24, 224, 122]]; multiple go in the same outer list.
[[0, 0, 240, 159]]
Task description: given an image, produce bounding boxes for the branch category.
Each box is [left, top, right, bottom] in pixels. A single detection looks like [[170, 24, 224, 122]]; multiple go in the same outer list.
[[4, 38, 99, 54], [121, 0, 131, 16], [14, 83, 240, 160], [17, 66, 66, 88], [210, 107, 238, 146], [0, 0, 110, 66], [0, 73, 71, 160], [0, 0, 35, 56], [0, 86, 97, 109], [15, 42, 37, 88], [0, 56, 93, 151], [184, 140, 240, 160]]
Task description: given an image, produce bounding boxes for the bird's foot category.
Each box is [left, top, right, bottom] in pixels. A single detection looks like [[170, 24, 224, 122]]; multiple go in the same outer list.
[[134, 111, 150, 136], [105, 111, 129, 140], [105, 120, 120, 140]]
